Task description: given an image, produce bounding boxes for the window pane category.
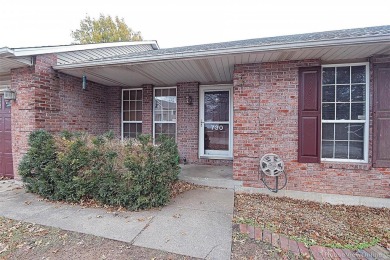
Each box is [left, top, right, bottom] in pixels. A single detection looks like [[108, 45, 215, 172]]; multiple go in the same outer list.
[[130, 90, 136, 100], [322, 123, 334, 140], [154, 123, 176, 140], [136, 111, 142, 121], [349, 141, 364, 160], [155, 98, 162, 110], [351, 103, 365, 120], [136, 101, 142, 110], [155, 112, 162, 121], [204, 91, 230, 122], [130, 101, 136, 110], [162, 111, 169, 121], [335, 123, 349, 140], [168, 112, 176, 121], [168, 100, 176, 109], [155, 89, 161, 97], [137, 124, 142, 134], [349, 124, 364, 141], [322, 67, 335, 84], [322, 103, 335, 120], [322, 86, 335, 102], [160, 123, 168, 133], [123, 112, 130, 121], [169, 88, 176, 96], [130, 123, 136, 132], [336, 67, 350, 84], [129, 123, 142, 138], [351, 66, 366, 83], [162, 89, 169, 96], [335, 141, 348, 158], [336, 85, 350, 102], [136, 90, 142, 100], [351, 85, 365, 101], [168, 123, 175, 133], [322, 141, 334, 158], [123, 91, 130, 101], [123, 101, 129, 110], [336, 103, 350, 120], [130, 111, 136, 121], [204, 123, 229, 150], [124, 123, 130, 132], [155, 123, 162, 133]]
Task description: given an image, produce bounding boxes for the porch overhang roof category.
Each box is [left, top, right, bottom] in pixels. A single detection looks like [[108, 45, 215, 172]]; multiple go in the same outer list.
[[53, 25, 390, 87], [0, 41, 160, 85]]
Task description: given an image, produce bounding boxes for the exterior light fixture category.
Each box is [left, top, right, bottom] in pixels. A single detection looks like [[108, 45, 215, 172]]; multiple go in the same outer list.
[[3, 89, 16, 100], [82, 75, 87, 90], [186, 96, 193, 105]]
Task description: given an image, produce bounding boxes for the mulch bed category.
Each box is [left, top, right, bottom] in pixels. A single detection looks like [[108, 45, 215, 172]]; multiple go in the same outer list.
[[234, 193, 390, 250]]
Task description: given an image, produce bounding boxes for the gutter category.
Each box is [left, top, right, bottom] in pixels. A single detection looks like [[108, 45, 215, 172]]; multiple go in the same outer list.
[[11, 40, 160, 57], [53, 35, 390, 70]]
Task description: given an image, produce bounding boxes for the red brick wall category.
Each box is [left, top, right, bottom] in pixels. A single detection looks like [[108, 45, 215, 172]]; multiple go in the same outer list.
[[10, 54, 121, 179], [107, 86, 121, 138], [233, 60, 390, 198], [58, 73, 109, 134], [141, 84, 153, 135], [10, 66, 36, 178]]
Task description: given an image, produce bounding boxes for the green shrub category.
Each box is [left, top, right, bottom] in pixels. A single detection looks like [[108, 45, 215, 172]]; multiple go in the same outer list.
[[19, 130, 180, 210], [19, 130, 58, 198], [125, 135, 180, 210]]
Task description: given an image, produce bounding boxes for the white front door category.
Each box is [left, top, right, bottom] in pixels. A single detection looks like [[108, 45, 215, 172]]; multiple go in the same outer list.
[[199, 85, 233, 159]]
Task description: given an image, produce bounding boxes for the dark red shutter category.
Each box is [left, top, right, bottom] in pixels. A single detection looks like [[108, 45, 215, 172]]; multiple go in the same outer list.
[[298, 67, 321, 163], [373, 64, 390, 167]]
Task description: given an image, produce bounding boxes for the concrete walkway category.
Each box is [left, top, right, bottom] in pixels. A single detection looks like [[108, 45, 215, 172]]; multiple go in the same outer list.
[[180, 164, 242, 189], [0, 180, 234, 259]]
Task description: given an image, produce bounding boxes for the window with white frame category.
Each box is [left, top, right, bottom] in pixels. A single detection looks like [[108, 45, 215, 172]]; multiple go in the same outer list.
[[122, 89, 142, 138], [321, 64, 368, 161], [153, 87, 177, 140]]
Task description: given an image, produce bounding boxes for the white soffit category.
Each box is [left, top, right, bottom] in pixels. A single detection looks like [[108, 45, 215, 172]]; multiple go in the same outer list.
[[0, 57, 31, 74], [58, 42, 390, 87], [0, 72, 11, 87]]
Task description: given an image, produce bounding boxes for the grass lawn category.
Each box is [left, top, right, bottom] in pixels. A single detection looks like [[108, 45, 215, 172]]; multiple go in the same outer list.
[[0, 217, 197, 260]]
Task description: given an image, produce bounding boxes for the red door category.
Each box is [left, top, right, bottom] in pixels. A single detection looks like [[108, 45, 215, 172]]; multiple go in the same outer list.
[[0, 95, 13, 178]]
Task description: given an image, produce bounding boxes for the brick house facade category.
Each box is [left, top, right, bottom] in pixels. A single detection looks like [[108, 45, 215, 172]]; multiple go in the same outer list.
[[2, 26, 390, 201]]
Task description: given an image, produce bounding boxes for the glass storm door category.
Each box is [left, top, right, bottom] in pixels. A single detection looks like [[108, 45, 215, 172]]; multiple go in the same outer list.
[[199, 86, 233, 158]]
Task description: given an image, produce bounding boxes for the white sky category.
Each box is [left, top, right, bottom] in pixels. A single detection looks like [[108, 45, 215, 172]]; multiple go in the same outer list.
[[1, 0, 389, 49]]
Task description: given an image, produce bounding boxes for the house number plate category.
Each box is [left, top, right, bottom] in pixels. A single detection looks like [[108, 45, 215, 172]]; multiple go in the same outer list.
[[211, 125, 224, 131]]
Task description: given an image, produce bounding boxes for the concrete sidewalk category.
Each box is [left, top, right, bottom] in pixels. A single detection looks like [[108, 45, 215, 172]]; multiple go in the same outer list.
[[0, 180, 234, 259]]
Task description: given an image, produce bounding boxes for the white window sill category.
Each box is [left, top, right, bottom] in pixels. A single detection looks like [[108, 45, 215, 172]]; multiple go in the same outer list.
[[199, 156, 233, 160], [320, 160, 371, 171]]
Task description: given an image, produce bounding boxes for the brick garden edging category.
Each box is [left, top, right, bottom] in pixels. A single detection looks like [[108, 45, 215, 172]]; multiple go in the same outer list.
[[239, 223, 390, 260]]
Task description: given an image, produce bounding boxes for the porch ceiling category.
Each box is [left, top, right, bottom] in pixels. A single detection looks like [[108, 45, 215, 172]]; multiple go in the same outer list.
[[57, 42, 390, 87], [0, 57, 31, 75]]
